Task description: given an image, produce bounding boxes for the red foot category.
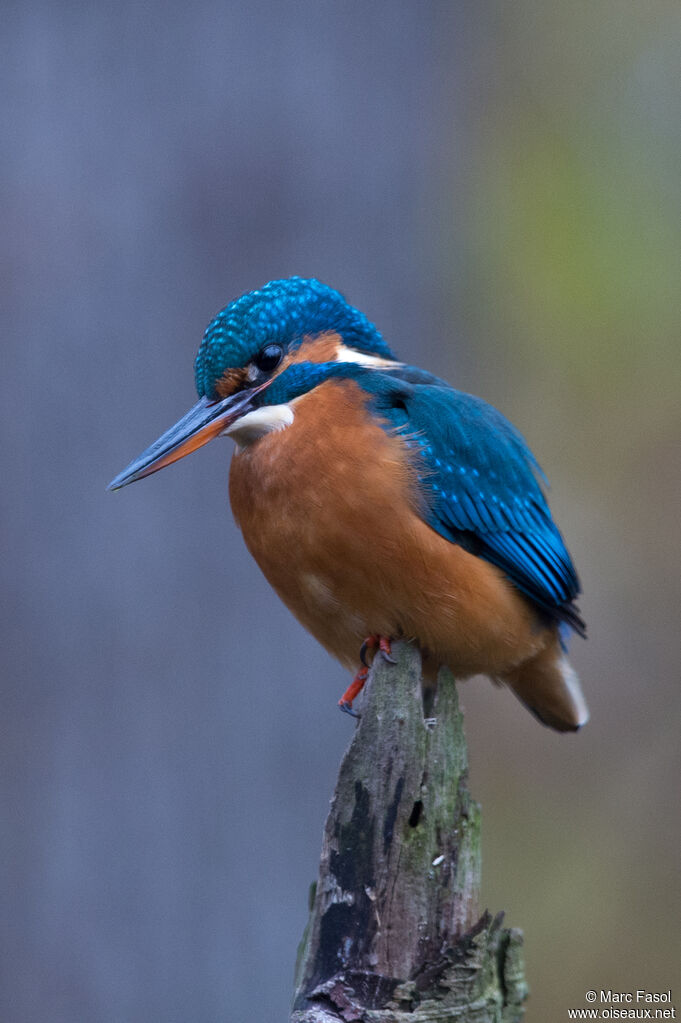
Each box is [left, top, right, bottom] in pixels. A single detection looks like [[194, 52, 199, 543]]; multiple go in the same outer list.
[[338, 667, 369, 717], [360, 634, 397, 666], [338, 636, 398, 718]]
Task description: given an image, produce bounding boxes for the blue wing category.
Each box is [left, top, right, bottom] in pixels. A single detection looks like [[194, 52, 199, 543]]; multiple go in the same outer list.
[[373, 370, 585, 636]]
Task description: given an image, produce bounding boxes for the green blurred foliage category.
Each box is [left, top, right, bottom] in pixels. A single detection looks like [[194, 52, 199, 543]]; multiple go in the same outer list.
[[448, 5, 681, 1020], [476, 129, 681, 396], [460, 4, 681, 446]]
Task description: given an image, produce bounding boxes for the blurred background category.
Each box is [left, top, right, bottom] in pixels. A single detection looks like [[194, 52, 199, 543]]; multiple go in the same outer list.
[[2, 2, 680, 1020]]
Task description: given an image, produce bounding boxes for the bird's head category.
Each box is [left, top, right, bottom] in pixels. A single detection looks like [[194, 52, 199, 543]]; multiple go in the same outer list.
[[108, 277, 399, 490]]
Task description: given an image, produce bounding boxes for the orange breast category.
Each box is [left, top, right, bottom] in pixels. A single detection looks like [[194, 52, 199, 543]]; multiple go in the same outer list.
[[228, 380, 549, 676]]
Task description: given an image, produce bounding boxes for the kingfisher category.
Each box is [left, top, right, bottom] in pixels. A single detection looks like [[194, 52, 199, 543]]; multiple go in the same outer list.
[[109, 277, 588, 732]]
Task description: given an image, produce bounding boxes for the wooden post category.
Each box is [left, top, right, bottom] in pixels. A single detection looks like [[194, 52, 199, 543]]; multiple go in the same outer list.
[[291, 641, 528, 1023]]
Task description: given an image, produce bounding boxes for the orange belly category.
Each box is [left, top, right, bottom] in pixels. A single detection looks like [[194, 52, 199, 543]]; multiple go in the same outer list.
[[228, 380, 550, 677]]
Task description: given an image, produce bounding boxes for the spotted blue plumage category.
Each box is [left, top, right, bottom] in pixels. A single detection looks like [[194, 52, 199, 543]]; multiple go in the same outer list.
[[263, 360, 585, 636], [195, 277, 584, 635], [381, 376, 585, 635], [194, 277, 395, 399]]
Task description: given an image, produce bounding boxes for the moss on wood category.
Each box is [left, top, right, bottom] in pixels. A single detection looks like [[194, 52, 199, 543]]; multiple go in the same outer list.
[[292, 641, 527, 1023]]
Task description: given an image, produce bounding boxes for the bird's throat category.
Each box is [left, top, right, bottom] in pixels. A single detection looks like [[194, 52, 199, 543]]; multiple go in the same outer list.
[[222, 403, 295, 448]]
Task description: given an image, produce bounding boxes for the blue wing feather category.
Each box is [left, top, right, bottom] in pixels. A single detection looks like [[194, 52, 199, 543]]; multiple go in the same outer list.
[[266, 358, 585, 636], [371, 372, 585, 635]]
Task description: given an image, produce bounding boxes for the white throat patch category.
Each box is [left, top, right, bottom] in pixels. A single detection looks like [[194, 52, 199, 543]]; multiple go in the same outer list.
[[222, 404, 295, 448]]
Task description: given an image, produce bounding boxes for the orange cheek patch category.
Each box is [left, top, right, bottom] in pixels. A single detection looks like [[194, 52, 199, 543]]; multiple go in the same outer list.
[[215, 366, 249, 399], [288, 332, 342, 364], [215, 333, 341, 398]]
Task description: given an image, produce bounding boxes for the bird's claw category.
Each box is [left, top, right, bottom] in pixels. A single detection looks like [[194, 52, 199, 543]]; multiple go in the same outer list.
[[339, 638, 395, 718], [360, 634, 396, 666], [338, 701, 361, 718]]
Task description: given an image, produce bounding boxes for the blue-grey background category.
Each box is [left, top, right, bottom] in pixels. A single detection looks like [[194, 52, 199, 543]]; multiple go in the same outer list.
[[2, 3, 680, 1021]]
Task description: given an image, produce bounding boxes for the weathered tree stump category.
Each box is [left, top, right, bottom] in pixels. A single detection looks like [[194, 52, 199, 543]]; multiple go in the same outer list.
[[291, 641, 528, 1023]]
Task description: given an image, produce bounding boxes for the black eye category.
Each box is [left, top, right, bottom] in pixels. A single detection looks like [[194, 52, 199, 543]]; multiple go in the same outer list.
[[253, 343, 284, 374]]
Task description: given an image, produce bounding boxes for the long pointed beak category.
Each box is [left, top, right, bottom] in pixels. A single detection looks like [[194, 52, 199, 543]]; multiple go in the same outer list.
[[108, 386, 262, 491]]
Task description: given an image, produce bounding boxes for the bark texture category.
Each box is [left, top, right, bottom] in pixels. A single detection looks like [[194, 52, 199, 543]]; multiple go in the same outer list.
[[291, 642, 528, 1023]]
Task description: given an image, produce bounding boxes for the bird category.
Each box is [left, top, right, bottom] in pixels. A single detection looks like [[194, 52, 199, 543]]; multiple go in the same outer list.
[[109, 277, 588, 732]]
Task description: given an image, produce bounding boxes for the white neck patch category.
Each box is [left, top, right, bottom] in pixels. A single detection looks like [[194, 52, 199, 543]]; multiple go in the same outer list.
[[222, 344, 398, 449], [334, 344, 400, 368], [222, 404, 295, 448]]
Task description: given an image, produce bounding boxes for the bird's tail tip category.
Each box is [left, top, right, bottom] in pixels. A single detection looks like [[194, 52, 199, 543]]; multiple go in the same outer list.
[[501, 642, 589, 733]]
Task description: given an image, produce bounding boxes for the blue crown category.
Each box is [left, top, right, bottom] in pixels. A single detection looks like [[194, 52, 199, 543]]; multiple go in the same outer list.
[[194, 277, 395, 398]]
